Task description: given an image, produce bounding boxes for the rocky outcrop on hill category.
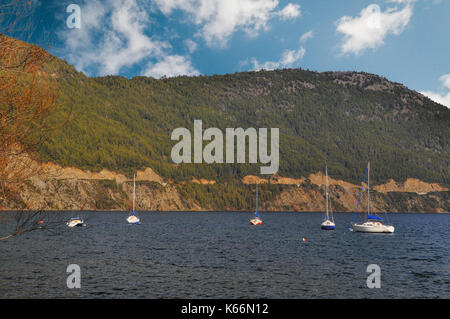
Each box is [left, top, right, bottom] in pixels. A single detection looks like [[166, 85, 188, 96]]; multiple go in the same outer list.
[[1, 162, 447, 213]]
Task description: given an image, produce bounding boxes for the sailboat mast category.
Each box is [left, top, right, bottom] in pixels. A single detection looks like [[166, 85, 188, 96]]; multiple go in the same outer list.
[[325, 166, 329, 218], [255, 184, 259, 217], [133, 174, 136, 214], [367, 162, 370, 215]]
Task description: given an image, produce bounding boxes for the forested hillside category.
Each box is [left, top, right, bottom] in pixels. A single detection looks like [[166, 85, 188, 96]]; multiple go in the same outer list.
[[40, 60, 450, 184], [1, 33, 448, 212], [37, 42, 449, 186]]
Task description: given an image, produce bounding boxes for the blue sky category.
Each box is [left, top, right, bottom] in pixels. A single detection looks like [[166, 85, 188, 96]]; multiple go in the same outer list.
[[4, 0, 450, 107]]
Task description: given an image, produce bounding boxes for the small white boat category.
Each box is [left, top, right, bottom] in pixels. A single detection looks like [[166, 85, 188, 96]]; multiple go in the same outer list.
[[66, 217, 85, 228], [321, 166, 335, 230], [127, 215, 140, 224], [351, 162, 394, 234], [250, 217, 263, 226], [352, 221, 394, 233], [250, 184, 262, 226], [127, 174, 140, 225]]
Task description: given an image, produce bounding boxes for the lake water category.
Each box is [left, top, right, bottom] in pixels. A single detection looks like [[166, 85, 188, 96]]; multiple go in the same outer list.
[[0, 212, 449, 298]]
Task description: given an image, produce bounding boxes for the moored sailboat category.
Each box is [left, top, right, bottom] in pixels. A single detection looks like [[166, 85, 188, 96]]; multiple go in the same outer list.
[[351, 162, 394, 233], [321, 166, 335, 230], [250, 184, 262, 225], [127, 175, 141, 225]]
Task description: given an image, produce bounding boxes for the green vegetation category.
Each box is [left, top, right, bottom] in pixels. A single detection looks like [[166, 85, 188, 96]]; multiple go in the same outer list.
[[39, 55, 449, 186], [381, 191, 448, 213], [94, 179, 127, 209], [176, 183, 286, 210]]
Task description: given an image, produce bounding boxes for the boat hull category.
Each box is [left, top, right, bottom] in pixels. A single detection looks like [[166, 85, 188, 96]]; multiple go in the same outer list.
[[352, 223, 394, 233], [127, 215, 140, 224], [66, 220, 84, 227], [250, 218, 262, 226], [321, 219, 335, 230]]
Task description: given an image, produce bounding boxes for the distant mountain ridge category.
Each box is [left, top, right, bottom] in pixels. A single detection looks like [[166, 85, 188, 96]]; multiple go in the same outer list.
[[1, 34, 449, 212], [2, 34, 449, 187]]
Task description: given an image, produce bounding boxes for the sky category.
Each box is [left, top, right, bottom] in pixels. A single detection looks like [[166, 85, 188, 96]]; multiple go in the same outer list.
[[3, 0, 450, 107]]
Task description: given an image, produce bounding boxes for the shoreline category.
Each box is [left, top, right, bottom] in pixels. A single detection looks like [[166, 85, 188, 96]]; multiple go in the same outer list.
[[1, 210, 448, 214]]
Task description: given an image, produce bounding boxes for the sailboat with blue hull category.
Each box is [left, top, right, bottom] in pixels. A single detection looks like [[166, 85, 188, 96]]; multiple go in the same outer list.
[[321, 166, 335, 230], [250, 184, 263, 225], [127, 175, 141, 225]]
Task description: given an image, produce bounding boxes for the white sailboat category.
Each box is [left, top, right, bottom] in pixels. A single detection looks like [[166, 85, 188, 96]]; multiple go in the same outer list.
[[321, 166, 335, 230], [127, 175, 141, 224], [351, 162, 394, 233], [250, 184, 262, 225]]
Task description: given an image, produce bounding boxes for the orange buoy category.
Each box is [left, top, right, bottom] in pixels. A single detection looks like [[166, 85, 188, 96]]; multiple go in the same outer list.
[[39, 220, 44, 224], [302, 237, 307, 242]]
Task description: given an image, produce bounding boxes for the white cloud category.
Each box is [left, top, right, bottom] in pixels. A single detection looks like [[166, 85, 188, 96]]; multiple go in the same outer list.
[[59, 0, 200, 78], [154, 0, 301, 47], [250, 45, 306, 71], [99, 1, 163, 75], [299, 30, 313, 43], [336, 1, 413, 55], [276, 3, 301, 20], [143, 55, 200, 78], [419, 91, 450, 108], [420, 74, 450, 108], [438, 74, 450, 90], [184, 39, 198, 53], [60, 0, 169, 75]]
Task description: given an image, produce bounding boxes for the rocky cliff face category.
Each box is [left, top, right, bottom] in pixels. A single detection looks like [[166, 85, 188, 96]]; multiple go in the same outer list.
[[1, 162, 448, 213], [264, 183, 448, 213]]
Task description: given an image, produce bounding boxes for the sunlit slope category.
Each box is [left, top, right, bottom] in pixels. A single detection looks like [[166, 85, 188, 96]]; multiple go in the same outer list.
[[40, 45, 449, 185]]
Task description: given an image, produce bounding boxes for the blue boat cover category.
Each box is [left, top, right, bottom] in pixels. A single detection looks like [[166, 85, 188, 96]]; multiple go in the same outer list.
[[368, 214, 382, 220]]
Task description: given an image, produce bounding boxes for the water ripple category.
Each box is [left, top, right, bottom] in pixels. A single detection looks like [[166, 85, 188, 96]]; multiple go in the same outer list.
[[0, 212, 449, 298]]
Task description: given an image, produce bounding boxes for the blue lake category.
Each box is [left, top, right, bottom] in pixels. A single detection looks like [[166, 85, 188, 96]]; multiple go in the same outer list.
[[0, 212, 449, 298]]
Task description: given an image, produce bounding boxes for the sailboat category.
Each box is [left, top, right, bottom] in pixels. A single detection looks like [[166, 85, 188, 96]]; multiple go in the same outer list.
[[250, 184, 263, 225], [126, 175, 141, 225], [351, 162, 394, 233], [321, 166, 335, 230]]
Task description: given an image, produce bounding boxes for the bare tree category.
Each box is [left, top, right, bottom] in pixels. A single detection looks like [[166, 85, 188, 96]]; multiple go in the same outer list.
[[0, 209, 66, 240], [0, 1, 67, 238]]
